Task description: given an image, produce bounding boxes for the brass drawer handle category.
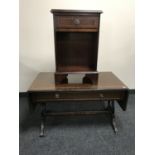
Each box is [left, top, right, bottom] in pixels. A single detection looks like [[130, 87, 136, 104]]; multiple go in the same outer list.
[[55, 93, 60, 99], [73, 18, 80, 25]]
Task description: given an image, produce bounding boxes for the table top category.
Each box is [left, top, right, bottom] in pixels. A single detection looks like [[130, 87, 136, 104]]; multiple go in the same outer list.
[[28, 72, 128, 92]]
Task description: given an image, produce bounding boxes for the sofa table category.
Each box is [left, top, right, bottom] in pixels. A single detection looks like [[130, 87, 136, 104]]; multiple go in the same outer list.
[[28, 72, 129, 137]]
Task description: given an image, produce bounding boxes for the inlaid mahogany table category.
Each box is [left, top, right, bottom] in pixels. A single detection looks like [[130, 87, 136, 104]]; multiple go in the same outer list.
[[28, 72, 129, 137]]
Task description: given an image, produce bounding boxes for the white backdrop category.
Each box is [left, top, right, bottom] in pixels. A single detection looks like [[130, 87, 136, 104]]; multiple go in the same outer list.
[[19, 0, 134, 92]]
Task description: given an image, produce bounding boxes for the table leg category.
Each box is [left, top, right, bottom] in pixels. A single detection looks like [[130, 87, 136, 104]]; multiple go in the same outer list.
[[40, 103, 46, 137], [109, 100, 118, 133], [112, 114, 118, 133]]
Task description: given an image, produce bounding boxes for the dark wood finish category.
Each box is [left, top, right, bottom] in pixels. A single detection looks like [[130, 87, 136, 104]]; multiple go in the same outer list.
[[28, 72, 128, 136], [54, 72, 98, 84], [51, 9, 103, 13], [28, 72, 127, 91], [83, 73, 98, 84], [55, 15, 99, 30], [51, 10, 102, 76], [28, 72, 128, 110], [30, 90, 127, 104], [55, 32, 98, 72], [117, 91, 128, 111], [43, 111, 109, 116], [55, 28, 98, 32], [28, 9, 129, 136], [54, 73, 68, 84]]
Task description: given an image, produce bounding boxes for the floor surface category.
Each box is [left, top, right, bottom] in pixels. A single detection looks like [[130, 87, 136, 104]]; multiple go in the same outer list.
[[19, 94, 135, 155]]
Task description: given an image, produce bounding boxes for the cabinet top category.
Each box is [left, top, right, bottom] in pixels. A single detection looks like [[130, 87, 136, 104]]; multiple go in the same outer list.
[[51, 9, 103, 14]]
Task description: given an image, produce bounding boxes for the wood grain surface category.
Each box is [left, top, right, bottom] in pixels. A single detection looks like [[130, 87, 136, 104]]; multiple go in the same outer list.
[[28, 72, 128, 92]]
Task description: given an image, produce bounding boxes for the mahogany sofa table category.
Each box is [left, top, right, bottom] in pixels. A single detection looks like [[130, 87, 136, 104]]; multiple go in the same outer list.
[[28, 72, 129, 137]]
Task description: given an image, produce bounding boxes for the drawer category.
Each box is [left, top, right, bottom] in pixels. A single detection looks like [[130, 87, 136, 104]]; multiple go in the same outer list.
[[55, 15, 99, 29], [30, 90, 126, 103]]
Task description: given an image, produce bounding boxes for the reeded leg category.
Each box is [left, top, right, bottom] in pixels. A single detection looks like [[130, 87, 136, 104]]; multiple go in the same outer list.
[[110, 100, 118, 133], [112, 114, 118, 133], [40, 103, 46, 137], [40, 115, 45, 137]]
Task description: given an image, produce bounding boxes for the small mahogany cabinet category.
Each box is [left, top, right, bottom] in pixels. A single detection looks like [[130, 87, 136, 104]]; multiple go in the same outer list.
[[51, 9, 103, 84]]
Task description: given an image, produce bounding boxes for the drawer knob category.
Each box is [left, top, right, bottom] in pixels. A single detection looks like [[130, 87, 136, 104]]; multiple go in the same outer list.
[[73, 18, 80, 25], [100, 94, 104, 98], [55, 93, 60, 99]]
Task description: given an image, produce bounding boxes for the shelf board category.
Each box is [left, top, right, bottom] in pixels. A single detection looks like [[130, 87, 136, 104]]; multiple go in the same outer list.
[[57, 66, 96, 72]]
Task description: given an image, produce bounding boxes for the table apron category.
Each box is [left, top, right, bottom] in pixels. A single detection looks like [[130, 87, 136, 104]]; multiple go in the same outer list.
[[29, 90, 127, 103]]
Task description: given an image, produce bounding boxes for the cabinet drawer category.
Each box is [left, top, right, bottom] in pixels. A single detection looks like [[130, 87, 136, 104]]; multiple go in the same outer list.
[[30, 90, 126, 103], [55, 15, 99, 29]]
